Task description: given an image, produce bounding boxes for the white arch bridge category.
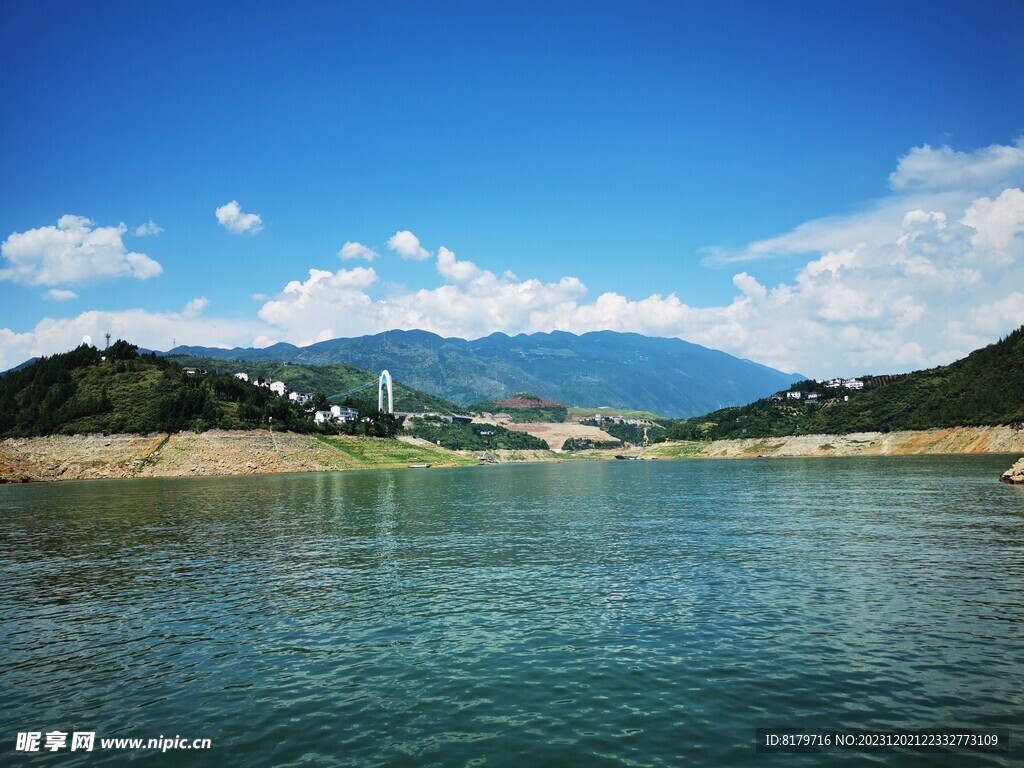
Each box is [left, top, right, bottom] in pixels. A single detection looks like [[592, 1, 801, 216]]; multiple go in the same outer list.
[[327, 370, 394, 415]]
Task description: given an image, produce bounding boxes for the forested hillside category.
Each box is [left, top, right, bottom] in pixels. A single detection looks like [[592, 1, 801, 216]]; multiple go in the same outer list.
[[166, 354, 459, 413], [0, 342, 402, 437], [666, 326, 1024, 440], [169, 329, 802, 417]]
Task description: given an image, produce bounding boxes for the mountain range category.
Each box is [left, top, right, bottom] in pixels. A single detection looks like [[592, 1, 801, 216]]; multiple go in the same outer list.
[[169, 329, 801, 418]]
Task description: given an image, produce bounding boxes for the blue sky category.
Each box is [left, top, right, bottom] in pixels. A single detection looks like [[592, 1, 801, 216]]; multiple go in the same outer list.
[[2, 0, 1023, 376]]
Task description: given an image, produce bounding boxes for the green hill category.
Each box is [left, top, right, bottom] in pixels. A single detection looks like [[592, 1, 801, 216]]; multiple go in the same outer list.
[[665, 326, 1024, 440], [166, 354, 461, 413], [169, 329, 802, 418], [469, 393, 569, 423], [404, 416, 550, 451], [0, 342, 452, 438]]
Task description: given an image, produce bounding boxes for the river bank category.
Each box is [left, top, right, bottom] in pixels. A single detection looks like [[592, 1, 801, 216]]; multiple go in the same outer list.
[[645, 425, 1024, 460], [0, 431, 473, 482], [2, 425, 1023, 483]]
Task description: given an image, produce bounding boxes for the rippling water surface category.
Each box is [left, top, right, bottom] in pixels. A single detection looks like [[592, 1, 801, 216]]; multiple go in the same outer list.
[[2, 456, 1023, 766]]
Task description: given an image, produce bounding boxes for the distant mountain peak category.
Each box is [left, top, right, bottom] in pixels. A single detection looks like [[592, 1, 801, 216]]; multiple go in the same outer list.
[[159, 328, 800, 418]]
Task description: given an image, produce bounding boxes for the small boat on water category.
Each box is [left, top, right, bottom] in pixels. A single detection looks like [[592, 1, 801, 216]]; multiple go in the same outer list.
[[408, 463, 432, 468], [614, 454, 640, 460]]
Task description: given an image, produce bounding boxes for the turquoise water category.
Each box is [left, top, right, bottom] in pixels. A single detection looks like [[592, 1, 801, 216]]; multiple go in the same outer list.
[[1, 456, 1022, 766]]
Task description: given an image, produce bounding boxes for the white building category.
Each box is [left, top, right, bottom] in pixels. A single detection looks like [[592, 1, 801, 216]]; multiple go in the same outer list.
[[331, 405, 359, 422], [824, 377, 864, 390], [314, 405, 360, 425], [289, 392, 313, 405], [269, 381, 287, 396], [234, 372, 249, 382], [786, 391, 802, 400]]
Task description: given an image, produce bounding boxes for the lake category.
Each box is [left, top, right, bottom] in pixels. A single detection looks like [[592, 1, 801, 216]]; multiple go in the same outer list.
[[1, 456, 1022, 766]]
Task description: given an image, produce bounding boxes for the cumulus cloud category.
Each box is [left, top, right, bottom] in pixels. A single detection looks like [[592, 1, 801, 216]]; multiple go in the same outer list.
[[386, 230, 431, 260], [215, 201, 263, 234], [968, 292, 1024, 334], [436, 246, 481, 283], [0, 299, 265, 372], [133, 220, 164, 237], [732, 272, 767, 301], [338, 241, 380, 261], [0, 215, 163, 287], [889, 137, 1024, 191], [181, 297, 209, 319], [44, 289, 78, 302], [255, 250, 587, 346], [708, 136, 1024, 266], [960, 187, 1024, 262], [257, 267, 380, 343]]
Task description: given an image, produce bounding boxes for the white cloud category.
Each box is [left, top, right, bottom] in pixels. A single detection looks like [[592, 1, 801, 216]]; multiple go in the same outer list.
[[0, 215, 163, 287], [889, 137, 1024, 191], [255, 250, 587, 346], [0, 299, 264, 373], [44, 289, 78, 302], [386, 230, 431, 260], [960, 187, 1024, 261], [702, 206, 899, 264], [708, 136, 1024, 266], [732, 272, 766, 301], [436, 246, 481, 283], [181, 297, 209, 319], [252, 335, 279, 349], [215, 201, 263, 234], [968, 291, 1024, 334], [338, 241, 380, 261], [133, 220, 164, 237], [257, 267, 380, 343]]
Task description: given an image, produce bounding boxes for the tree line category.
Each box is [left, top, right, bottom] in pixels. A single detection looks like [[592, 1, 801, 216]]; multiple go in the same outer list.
[[0, 342, 398, 438]]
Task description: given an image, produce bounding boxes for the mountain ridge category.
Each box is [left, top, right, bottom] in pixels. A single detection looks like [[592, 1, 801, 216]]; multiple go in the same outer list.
[[168, 329, 801, 418]]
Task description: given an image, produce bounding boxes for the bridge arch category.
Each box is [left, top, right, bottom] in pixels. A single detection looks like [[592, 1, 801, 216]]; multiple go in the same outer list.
[[378, 370, 394, 414]]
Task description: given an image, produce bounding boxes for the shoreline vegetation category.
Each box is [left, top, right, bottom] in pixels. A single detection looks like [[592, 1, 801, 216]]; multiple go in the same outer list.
[[3, 328, 1022, 484], [2, 425, 1023, 483]]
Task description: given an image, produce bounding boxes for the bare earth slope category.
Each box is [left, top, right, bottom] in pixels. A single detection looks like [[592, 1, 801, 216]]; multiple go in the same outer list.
[[4, 426, 1023, 483], [0, 430, 474, 482], [504, 422, 611, 451], [646, 426, 1024, 460]]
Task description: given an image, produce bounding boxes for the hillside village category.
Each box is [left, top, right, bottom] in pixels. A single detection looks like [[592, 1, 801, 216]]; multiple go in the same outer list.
[[146, 355, 671, 452], [166, 360, 556, 451], [186, 367, 361, 425]]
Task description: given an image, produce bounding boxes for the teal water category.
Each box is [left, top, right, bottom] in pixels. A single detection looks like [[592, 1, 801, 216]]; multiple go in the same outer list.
[[1, 456, 1022, 766]]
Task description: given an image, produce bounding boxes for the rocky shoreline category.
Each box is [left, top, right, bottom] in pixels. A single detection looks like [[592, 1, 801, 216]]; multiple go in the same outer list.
[[1000, 457, 1024, 484], [2, 426, 1024, 484]]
